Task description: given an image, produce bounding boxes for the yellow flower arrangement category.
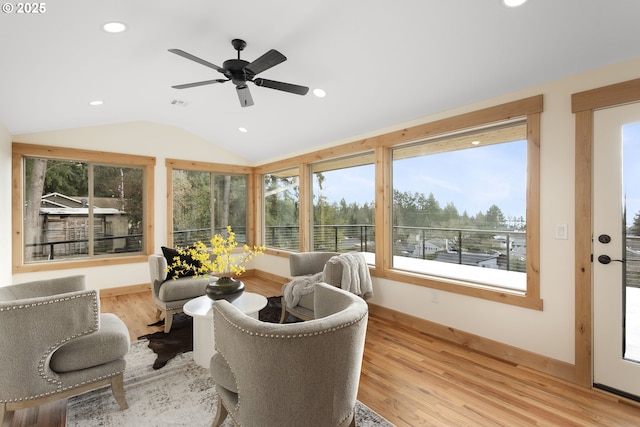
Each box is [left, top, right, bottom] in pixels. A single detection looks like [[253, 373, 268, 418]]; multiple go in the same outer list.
[[169, 226, 265, 279]]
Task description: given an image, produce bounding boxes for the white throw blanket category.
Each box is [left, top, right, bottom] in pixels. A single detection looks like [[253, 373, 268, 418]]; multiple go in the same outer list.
[[282, 252, 373, 309], [282, 271, 323, 309], [334, 252, 373, 300]]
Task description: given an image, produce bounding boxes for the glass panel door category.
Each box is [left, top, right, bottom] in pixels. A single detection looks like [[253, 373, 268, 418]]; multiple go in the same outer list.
[[593, 102, 640, 398]]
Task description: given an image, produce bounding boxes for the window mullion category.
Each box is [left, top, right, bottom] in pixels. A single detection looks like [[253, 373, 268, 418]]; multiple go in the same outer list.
[[88, 163, 94, 257]]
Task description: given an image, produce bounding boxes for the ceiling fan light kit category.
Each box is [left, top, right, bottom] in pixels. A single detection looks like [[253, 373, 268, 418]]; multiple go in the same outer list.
[[169, 39, 309, 107]]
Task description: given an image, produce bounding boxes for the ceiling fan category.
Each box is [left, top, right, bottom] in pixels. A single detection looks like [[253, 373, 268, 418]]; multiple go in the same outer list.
[[168, 39, 309, 107]]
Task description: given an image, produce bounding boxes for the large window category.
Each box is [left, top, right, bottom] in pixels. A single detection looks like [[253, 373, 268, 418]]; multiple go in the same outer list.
[[264, 167, 300, 251], [13, 144, 154, 271], [167, 159, 251, 247], [257, 96, 541, 308], [172, 169, 248, 246], [311, 153, 375, 261], [392, 121, 527, 291]]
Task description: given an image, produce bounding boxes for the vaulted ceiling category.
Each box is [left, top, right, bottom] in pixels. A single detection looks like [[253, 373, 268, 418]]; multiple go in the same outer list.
[[1, 0, 639, 164]]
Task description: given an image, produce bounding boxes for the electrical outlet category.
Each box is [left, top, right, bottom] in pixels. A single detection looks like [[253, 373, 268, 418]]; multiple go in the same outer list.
[[431, 290, 439, 304]]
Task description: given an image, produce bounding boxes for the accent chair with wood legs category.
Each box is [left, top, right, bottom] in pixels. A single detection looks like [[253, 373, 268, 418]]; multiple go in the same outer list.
[[0, 275, 130, 426], [149, 253, 209, 333], [210, 282, 369, 427]]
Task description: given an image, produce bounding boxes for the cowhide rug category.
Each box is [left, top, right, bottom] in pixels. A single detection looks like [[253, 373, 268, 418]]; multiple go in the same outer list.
[[138, 296, 300, 369]]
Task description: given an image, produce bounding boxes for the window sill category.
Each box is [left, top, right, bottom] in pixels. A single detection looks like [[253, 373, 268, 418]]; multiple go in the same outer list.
[[371, 266, 542, 310], [12, 254, 149, 274]]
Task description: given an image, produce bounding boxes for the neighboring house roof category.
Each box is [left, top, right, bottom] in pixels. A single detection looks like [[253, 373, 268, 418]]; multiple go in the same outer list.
[[39, 192, 124, 215]]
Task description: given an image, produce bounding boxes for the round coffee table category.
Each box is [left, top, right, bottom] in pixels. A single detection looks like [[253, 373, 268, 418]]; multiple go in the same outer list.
[[183, 293, 268, 368]]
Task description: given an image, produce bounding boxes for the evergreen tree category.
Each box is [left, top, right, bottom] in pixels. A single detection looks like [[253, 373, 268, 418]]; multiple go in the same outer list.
[[485, 205, 506, 229], [631, 211, 640, 236]]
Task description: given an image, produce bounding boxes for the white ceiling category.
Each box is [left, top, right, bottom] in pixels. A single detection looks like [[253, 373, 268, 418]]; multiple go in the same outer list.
[[1, 0, 640, 164]]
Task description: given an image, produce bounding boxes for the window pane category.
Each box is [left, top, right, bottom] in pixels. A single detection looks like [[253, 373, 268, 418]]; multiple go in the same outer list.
[[172, 170, 212, 246], [264, 168, 300, 251], [312, 154, 375, 261], [172, 170, 249, 246], [24, 158, 89, 262], [23, 158, 144, 262], [213, 174, 247, 243], [93, 165, 144, 255], [392, 122, 527, 291]]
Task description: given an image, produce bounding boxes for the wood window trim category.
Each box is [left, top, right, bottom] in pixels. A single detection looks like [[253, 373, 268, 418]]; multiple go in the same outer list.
[[11, 143, 156, 273], [257, 95, 543, 310], [165, 158, 255, 248], [572, 77, 640, 387]]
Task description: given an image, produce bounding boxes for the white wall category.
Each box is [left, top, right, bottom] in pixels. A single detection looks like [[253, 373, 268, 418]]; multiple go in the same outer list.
[[4, 58, 640, 366], [254, 57, 640, 365], [0, 121, 11, 285], [10, 121, 251, 290]]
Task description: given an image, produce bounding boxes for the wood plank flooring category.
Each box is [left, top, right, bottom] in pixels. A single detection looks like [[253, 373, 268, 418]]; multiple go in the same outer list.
[[10, 276, 640, 426]]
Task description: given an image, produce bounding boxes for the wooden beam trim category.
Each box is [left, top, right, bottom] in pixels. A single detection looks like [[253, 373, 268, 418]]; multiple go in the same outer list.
[[572, 78, 640, 113], [299, 162, 311, 252], [526, 112, 541, 301], [574, 110, 593, 387], [166, 158, 253, 174], [13, 142, 156, 165]]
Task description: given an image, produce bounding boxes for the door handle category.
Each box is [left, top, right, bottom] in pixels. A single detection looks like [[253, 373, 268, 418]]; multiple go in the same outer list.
[[597, 254, 625, 264]]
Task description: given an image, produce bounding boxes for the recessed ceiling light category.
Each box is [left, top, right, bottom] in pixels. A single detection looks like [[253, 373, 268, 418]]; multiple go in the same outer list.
[[503, 0, 528, 7], [103, 22, 127, 33], [471, 140, 481, 145], [88, 100, 104, 106], [313, 88, 327, 98], [238, 127, 248, 133]]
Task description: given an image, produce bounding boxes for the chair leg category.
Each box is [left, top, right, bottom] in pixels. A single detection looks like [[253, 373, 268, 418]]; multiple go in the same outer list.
[[279, 305, 288, 324], [0, 403, 13, 427], [212, 397, 228, 427], [111, 373, 128, 410], [164, 311, 173, 333]]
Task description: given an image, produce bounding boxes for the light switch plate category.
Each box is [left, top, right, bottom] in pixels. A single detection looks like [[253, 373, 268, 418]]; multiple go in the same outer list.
[[555, 224, 568, 240]]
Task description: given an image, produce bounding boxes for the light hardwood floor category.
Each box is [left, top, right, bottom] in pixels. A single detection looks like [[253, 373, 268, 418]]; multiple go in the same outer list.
[[10, 276, 640, 426]]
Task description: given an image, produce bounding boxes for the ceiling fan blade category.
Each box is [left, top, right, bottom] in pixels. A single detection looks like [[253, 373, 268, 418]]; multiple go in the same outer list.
[[253, 78, 309, 96], [245, 49, 286, 76], [236, 85, 254, 108], [168, 49, 225, 73], [171, 79, 227, 89]]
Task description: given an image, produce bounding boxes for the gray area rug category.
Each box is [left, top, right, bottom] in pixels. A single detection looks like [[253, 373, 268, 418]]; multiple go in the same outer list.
[[67, 341, 394, 426]]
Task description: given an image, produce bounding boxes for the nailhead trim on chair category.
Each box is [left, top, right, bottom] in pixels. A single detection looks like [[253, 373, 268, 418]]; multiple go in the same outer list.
[[215, 352, 241, 425], [0, 292, 102, 403], [214, 306, 368, 339]]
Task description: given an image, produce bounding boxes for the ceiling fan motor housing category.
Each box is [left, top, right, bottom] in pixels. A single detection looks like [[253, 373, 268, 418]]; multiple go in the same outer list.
[[223, 59, 253, 86]]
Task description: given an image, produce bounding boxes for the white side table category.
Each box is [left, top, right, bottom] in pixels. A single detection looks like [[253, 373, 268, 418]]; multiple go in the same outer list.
[[183, 293, 268, 368]]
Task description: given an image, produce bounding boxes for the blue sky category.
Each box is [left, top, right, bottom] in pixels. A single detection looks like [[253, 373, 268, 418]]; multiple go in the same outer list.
[[313, 141, 527, 220]]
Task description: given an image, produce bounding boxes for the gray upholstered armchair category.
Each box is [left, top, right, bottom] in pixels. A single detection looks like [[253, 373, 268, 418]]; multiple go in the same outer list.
[[149, 253, 209, 332], [281, 251, 373, 323], [0, 275, 130, 425], [280, 251, 340, 322], [211, 282, 369, 427]]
